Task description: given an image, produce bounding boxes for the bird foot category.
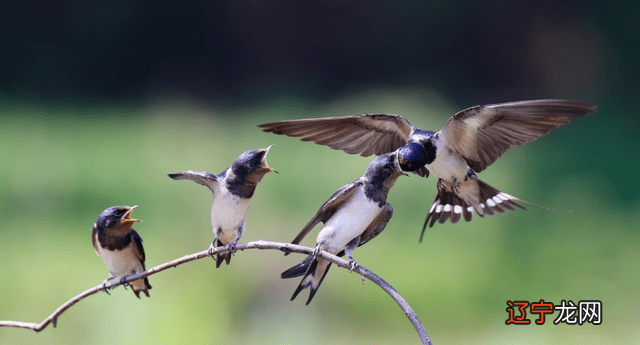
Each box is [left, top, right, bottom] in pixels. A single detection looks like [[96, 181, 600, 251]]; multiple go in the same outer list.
[[101, 277, 113, 295], [208, 241, 217, 260], [451, 178, 460, 193], [119, 275, 132, 290], [227, 242, 237, 255], [312, 247, 322, 258], [348, 260, 359, 273]]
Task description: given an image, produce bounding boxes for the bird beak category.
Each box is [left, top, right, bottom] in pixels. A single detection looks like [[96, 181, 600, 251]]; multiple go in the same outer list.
[[261, 145, 279, 174], [393, 152, 407, 176], [123, 205, 142, 223]]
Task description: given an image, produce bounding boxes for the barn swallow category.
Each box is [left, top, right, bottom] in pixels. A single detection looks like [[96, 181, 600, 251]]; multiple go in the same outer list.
[[168, 146, 277, 267], [281, 152, 406, 304], [92, 205, 151, 298], [259, 100, 597, 240]]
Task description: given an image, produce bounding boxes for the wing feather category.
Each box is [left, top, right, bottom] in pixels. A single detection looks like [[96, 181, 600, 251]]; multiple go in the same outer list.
[[167, 170, 219, 193], [259, 114, 415, 156], [439, 100, 596, 172], [289, 181, 362, 246]]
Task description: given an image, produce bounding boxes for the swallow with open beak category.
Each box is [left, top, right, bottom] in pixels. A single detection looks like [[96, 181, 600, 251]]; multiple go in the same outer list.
[[281, 152, 406, 304], [92, 205, 151, 298], [168, 146, 277, 267], [259, 100, 596, 240]]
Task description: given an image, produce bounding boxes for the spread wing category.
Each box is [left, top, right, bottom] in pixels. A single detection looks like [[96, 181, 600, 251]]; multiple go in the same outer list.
[[439, 99, 597, 172], [168, 170, 219, 193], [91, 223, 100, 255], [289, 180, 362, 247], [131, 230, 146, 270], [259, 114, 416, 157]]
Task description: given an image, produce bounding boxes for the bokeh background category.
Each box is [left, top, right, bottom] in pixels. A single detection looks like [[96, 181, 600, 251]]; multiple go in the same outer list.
[[1, 1, 638, 344]]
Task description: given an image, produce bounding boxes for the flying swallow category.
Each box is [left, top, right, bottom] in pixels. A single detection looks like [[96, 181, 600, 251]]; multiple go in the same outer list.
[[92, 205, 151, 298], [259, 99, 596, 239], [281, 152, 406, 304], [168, 146, 277, 267]]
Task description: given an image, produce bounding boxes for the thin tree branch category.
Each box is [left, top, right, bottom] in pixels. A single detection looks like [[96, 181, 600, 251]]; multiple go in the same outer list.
[[0, 240, 431, 345]]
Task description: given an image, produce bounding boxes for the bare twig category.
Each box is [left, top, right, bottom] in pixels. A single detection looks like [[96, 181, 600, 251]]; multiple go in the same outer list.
[[0, 240, 431, 345]]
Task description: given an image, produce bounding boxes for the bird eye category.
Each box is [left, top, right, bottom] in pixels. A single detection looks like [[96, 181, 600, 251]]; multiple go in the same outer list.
[[113, 209, 123, 216]]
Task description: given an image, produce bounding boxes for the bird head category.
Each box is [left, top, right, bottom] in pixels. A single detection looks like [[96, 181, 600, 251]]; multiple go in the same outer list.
[[97, 205, 141, 230], [397, 141, 431, 172], [231, 145, 278, 184], [365, 152, 407, 190]]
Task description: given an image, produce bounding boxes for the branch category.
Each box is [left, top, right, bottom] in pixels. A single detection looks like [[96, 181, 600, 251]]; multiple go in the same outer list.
[[0, 240, 431, 345]]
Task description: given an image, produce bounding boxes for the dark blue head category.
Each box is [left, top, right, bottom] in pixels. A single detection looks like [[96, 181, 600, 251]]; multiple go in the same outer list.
[[231, 145, 277, 183], [397, 142, 433, 172], [97, 205, 140, 229]]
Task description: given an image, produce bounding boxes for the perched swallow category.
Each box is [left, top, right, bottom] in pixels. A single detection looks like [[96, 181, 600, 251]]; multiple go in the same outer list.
[[259, 100, 597, 239], [92, 205, 151, 298], [168, 146, 277, 267], [281, 152, 406, 304]]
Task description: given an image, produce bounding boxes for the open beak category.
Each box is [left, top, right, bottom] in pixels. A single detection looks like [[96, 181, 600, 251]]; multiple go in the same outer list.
[[123, 205, 142, 223], [261, 144, 279, 174], [393, 152, 409, 176]]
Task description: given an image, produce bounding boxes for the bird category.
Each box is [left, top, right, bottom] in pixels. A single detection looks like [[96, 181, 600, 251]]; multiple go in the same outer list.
[[259, 99, 597, 240], [281, 152, 406, 304], [168, 146, 277, 267], [92, 205, 152, 298]]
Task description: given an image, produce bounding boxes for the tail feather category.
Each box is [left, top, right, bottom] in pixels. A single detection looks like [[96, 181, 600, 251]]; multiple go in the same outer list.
[[215, 239, 232, 268], [420, 176, 527, 242], [288, 258, 332, 305], [281, 256, 314, 279], [131, 277, 152, 298]]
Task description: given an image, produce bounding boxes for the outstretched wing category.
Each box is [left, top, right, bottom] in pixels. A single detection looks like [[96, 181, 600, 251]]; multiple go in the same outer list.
[[289, 180, 362, 247], [439, 100, 597, 172], [259, 114, 416, 157], [167, 170, 218, 193]]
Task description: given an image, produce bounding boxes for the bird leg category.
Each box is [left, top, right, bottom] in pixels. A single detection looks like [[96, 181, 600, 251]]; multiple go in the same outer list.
[[208, 230, 220, 259], [227, 225, 244, 256], [119, 274, 132, 290], [312, 245, 322, 259], [344, 237, 360, 272], [451, 177, 459, 193], [101, 274, 115, 294]]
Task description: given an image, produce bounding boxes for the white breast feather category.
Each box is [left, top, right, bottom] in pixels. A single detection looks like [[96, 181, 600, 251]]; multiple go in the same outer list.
[[426, 138, 469, 181], [210, 183, 252, 235], [95, 233, 144, 279], [316, 188, 381, 254]]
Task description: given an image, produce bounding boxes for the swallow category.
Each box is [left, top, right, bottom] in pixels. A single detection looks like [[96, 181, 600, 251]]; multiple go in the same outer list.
[[168, 146, 277, 267], [92, 205, 151, 298], [259, 99, 597, 240], [281, 152, 406, 304]]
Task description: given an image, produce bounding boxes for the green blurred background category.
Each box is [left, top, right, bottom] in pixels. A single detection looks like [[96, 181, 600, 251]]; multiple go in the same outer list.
[[1, 1, 638, 344]]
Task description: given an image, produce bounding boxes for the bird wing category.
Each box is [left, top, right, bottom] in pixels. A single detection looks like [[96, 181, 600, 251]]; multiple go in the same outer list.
[[130, 230, 146, 270], [167, 170, 219, 193], [358, 203, 393, 247], [290, 180, 362, 246], [91, 223, 100, 255], [259, 114, 416, 157], [438, 99, 597, 172]]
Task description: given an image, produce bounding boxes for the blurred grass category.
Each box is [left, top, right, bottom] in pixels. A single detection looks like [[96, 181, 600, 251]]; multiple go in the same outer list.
[[1, 89, 638, 344]]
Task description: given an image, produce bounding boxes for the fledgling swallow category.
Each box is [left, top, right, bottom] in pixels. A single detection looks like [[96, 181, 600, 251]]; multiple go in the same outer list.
[[92, 205, 151, 298], [281, 152, 406, 304], [259, 100, 597, 240], [168, 146, 277, 267]]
